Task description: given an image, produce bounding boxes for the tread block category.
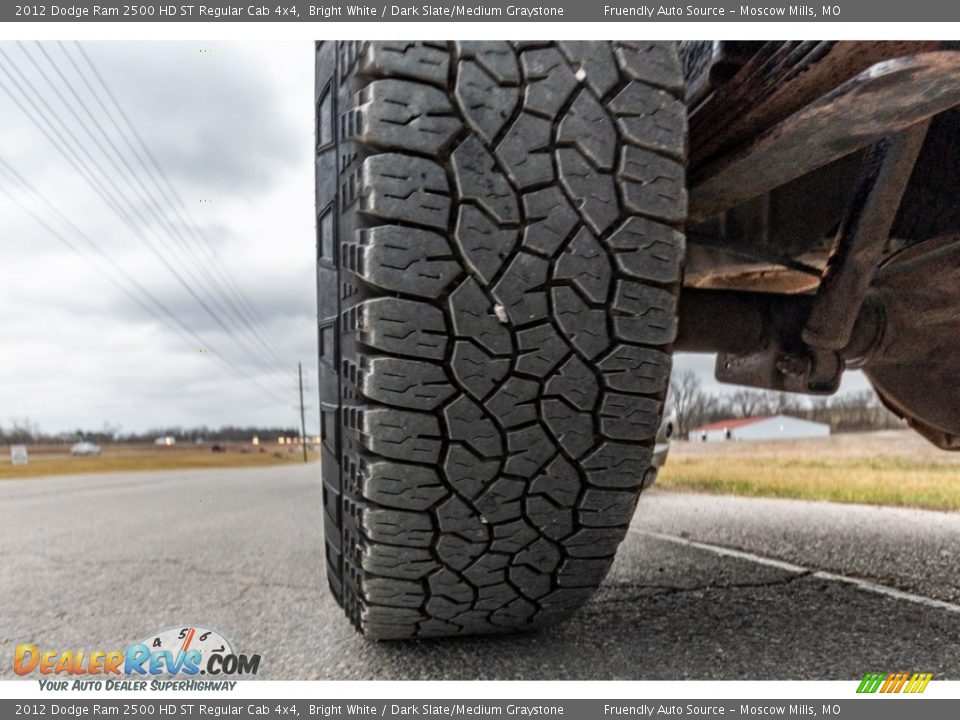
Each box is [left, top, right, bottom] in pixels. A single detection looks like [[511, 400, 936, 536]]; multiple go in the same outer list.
[[558, 90, 618, 170], [362, 544, 439, 579], [558, 42, 619, 97], [521, 187, 578, 256], [554, 226, 612, 304], [357, 297, 448, 360], [429, 568, 477, 603], [529, 455, 580, 506], [363, 508, 434, 547], [504, 425, 555, 476], [348, 225, 460, 297], [443, 445, 499, 500], [524, 495, 574, 541], [452, 136, 520, 224], [361, 357, 455, 411], [544, 355, 599, 411], [599, 392, 662, 440], [606, 217, 685, 284], [562, 527, 624, 558], [474, 477, 526, 523], [491, 518, 539, 553], [358, 407, 442, 463], [542, 398, 594, 458], [520, 47, 577, 117], [496, 112, 554, 189], [612, 280, 678, 345], [360, 41, 450, 85], [582, 441, 653, 488], [438, 496, 488, 542], [578, 489, 638, 527], [455, 59, 520, 143], [363, 577, 425, 608], [613, 42, 684, 95], [552, 286, 610, 359], [516, 324, 570, 376], [456, 41, 520, 84], [509, 564, 553, 598], [351, 79, 461, 154], [444, 395, 503, 458], [361, 461, 448, 511], [359, 154, 450, 229], [513, 537, 562, 574], [598, 345, 672, 394], [451, 340, 510, 399], [556, 557, 614, 587], [618, 146, 687, 223], [454, 205, 518, 284], [486, 376, 540, 428], [449, 277, 512, 356], [609, 81, 686, 160], [557, 148, 620, 234], [492, 252, 549, 324]]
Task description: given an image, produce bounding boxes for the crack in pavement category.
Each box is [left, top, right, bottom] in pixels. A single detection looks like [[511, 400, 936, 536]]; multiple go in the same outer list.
[[594, 572, 812, 602], [634, 528, 960, 615]]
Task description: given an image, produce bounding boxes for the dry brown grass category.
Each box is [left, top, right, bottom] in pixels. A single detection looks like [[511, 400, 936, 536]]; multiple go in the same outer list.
[[0, 442, 318, 480], [658, 430, 960, 510]]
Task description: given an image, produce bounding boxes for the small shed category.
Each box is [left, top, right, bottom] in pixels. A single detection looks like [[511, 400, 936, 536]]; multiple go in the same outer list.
[[692, 414, 830, 442]]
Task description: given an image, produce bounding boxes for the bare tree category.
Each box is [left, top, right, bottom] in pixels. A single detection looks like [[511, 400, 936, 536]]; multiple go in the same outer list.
[[7, 417, 40, 443], [728, 389, 768, 418], [668, 370, 706, 439]]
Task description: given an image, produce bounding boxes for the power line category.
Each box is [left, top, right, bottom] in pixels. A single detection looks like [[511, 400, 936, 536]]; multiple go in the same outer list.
[[0, 48, 292, 396], [10, 42, 291, 383], [44, 40, 292, 370], [0, 159, 290, 406], [67, 41, 293, 369]]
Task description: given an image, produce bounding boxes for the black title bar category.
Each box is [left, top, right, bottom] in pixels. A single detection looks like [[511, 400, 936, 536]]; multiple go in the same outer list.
[[2, 1, 956, 22]]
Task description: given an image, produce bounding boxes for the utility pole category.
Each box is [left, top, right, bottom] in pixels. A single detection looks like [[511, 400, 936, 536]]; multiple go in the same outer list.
[[298, 362, 308, 464]]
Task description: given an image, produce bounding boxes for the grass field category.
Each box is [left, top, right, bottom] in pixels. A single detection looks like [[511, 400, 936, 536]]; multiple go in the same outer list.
[[658, 430, 960, 510], [0, 442, 318, 480], [6, 432, 959, 511]]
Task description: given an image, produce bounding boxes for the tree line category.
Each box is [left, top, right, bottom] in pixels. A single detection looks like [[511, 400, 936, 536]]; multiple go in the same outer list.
[[1, 419, 301, 444], [668, 370, 904, 439]]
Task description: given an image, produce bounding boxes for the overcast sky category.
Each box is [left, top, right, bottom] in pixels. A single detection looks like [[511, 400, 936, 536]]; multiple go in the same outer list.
[[0, 41, 869, 436], [0, 41, 314, 435]]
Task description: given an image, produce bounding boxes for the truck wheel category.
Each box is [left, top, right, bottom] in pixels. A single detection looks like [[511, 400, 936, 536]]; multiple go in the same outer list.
[[316, 41, 687, 638]]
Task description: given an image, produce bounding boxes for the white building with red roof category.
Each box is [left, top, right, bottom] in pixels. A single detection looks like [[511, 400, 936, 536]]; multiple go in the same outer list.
[[691, 414, 830, 442]]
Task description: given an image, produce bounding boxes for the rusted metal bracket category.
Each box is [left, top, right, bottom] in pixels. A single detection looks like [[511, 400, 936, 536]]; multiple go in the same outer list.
[[802, 122, 930, 352], [675, 289, 870, 395], [682, 124, 927, 395], [688, 52, 960, 223], [676, 233, 960, 449]]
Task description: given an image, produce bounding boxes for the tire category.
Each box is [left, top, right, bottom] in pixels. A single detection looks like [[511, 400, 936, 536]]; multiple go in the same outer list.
[[315, 41, 687, 639]]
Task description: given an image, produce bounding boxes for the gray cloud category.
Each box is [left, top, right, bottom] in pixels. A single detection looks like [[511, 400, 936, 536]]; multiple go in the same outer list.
[[1, 41, 316, 434]]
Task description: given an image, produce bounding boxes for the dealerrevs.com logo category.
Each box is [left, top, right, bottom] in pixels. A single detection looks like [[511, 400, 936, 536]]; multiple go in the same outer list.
[[14, 626, 261, 691]]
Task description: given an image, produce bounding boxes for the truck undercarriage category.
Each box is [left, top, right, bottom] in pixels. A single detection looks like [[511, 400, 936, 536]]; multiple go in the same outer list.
[[677, 41, 960, 449]]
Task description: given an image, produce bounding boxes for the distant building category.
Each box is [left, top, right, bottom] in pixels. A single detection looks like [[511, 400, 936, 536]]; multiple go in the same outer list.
[[692, 414, 830, 442]]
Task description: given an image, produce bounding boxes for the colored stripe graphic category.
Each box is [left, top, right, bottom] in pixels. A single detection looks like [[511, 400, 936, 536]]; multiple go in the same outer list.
[[857, 672, 886, 693], [857, 672, 932, 693]]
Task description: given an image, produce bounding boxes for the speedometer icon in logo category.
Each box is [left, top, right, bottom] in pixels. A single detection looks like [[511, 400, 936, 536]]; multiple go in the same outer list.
[[139, 626, 234, 675]]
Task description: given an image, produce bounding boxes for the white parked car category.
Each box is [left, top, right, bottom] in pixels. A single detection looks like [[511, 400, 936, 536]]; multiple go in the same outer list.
[[70, 441, 101, 457]]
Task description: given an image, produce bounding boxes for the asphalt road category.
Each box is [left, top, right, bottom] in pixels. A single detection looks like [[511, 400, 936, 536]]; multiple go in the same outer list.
[[2, 463, 959, 680]]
